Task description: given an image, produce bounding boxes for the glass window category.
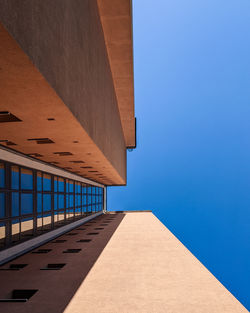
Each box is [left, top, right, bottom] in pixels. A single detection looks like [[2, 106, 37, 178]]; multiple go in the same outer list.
[[11, 166, 19, 189], [54, 178, 58, 192], [58, 178, 64, 192], [43, 215, 51, 226], [69, 195, 74, 208], [43, 174, 51, 191], [11, 192, 19, 217], [37, 172, 42, 191], [88, 195, 91, 206], [21, 217, 33, 234], [21, 168, 33, 190], [0, 192, 5, 218], [37, 214, 42, 228], [77, 195, 81, 206], [58, 195, 64, 209], [0, 160, 104, 250], [11, 219, 20, 236], [43, 194, 51, 212], [54, 194, 58, 210], [37, 193, 42, 213], [0, 163, 4, 188], [69, 181, 74, 192], [76, 183, 81, 194], [21, 193, 33, 215]]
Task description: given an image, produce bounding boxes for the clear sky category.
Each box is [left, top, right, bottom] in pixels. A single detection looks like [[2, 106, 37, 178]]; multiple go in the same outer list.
[[108, 0, 250, 310]]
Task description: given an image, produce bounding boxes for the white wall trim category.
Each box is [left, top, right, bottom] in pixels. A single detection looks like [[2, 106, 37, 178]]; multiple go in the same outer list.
[[0, 146, 104, 188]]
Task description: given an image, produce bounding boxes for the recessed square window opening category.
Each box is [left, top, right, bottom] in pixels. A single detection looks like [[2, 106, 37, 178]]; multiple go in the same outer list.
[[0, 111, 22, 123], [51, 240, 67, 243], [54, 152, 73, 156], [32, 249, 52, 254], [28, 153, 43, 157], [77, 239, 91, 243], [40, 263, 66, 270], [0, 140, 17, 146], [0, 289, 38, 302], [0, 264, 28, 271], [63, 249, 81, 253], [27, 138, 54, 144]]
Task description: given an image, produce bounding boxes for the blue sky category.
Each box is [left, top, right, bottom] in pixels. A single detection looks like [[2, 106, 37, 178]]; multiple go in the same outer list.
[[108, 0, 250, 310]]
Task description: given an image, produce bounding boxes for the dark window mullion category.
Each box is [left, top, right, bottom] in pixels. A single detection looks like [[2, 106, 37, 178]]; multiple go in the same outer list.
[[41, 172, 44, 228], [18, 166, 21, 240], [51, 175, 54, 229], [33, 170, 37, 235], [64, 178, 66, 221], [73, 182, 75, 219], [5, 163, 11, 246]]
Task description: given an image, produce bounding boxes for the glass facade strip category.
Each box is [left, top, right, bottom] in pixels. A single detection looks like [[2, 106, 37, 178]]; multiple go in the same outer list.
[[0, 159, 104, 250]]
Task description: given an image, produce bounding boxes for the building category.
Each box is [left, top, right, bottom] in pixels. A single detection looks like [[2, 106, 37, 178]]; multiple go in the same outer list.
[[0, 1, 248, 312], [0, 211, 248, 312], [0, 0, 135, 257]]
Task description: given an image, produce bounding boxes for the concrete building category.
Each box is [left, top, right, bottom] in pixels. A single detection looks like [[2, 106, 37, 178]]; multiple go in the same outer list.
[[0, 0, 135, 254], [0, 1, 248, 312]]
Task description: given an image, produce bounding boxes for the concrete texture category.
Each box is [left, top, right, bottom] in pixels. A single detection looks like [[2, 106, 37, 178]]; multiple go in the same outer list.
[[97, 0, 135, 147], [0, 213, 125, 313], [64, 212, 248, 313], [0, 22, 125, 185], [0, 0, 128, 172], [0, 212, 102, 265]]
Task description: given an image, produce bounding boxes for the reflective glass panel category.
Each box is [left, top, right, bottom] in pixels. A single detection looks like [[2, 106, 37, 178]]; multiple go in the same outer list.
[[54, 194, 58, 210], [11, 166, 19, 189], [58, 195, 64, 209], [0, 163, 4, 188], [21, 168, 33, 190], [37, 193, 42, 213], [37, 172, 42, 191], [58, 178, 64, 192], [54, 178, 58, 192], [69, 181, 73, 192], [21, 193, 33, 215], [0, 192, 5, 218], [43, 174, 51, 191], [21, 217, 33, 234], [11, 219, 19, 236], [69, 195, 74, 208], [11, 192, 19, 217], [37, 214, 42, 227], [43, 215, 51, 226], [43, 194, 51, 212]]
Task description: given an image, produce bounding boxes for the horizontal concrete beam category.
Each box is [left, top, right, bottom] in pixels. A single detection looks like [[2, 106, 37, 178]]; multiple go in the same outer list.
[[0, 146, 104, 188]]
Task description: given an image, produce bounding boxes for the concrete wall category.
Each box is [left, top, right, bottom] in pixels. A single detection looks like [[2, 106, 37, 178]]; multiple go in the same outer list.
[[0, 0, 126, 181], [64, 212, 248, 313]]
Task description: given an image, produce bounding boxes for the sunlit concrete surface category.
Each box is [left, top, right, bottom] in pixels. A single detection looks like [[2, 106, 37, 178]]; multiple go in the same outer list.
[[64, 212, 248, 313]]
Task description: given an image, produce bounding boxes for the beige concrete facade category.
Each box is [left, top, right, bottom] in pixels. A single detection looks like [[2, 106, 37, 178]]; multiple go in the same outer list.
[[0, 0, 135, 185], [64, 212, 247, 313], [97, 0, 135, 148]]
